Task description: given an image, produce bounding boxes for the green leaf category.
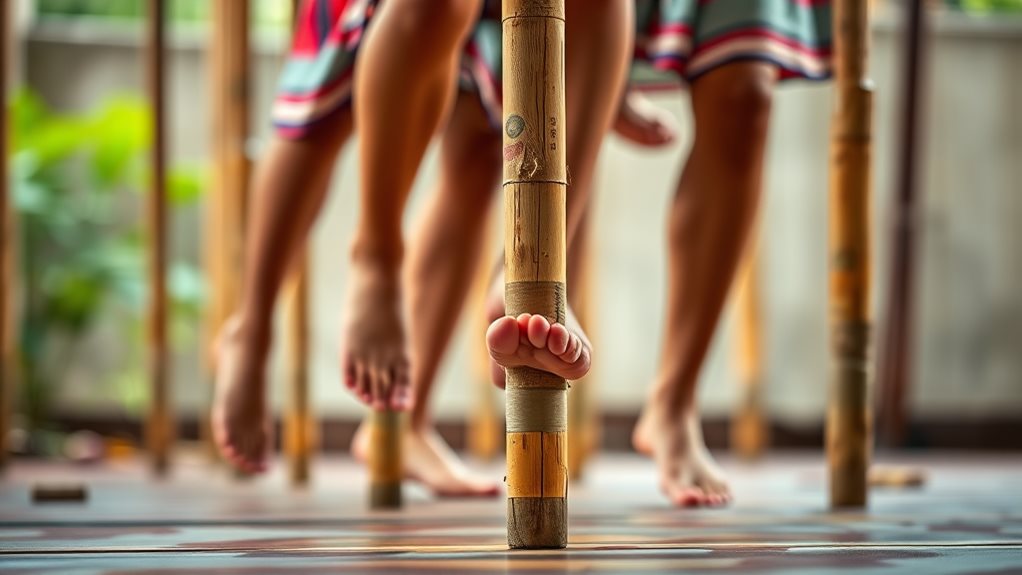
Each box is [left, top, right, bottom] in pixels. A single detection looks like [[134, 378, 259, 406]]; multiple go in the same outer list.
[[167, 167, 206, 204], [88, 97, 151, 188]]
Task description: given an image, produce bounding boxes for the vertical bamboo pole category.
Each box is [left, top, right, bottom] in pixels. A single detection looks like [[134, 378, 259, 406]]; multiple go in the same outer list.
[[368, 409, 403, 508], [731, 242, 768, 459], [284, 252, 313, 485], [877, 0, 926, 448], [827, 0, 873, 508], [567, 211, 597, 480], [208, 0, 251, 465], [0, 0, 11, 471], [502, 0, 568, 549], [209, 0, 251, 348], [467, 211, 501, 461], [282, 0, 315, 488], [145, 0, 172, 476]]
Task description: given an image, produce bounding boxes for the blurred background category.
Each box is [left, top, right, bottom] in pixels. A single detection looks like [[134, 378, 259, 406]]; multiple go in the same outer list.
[[6, 0, 1021, 460]]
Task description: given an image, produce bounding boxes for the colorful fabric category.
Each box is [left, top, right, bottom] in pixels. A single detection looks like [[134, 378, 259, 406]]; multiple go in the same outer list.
[[272, 0, 832, 138]]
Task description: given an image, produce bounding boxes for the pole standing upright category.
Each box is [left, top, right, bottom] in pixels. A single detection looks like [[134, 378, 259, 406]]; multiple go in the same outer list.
[[502, 0, 569, 549]]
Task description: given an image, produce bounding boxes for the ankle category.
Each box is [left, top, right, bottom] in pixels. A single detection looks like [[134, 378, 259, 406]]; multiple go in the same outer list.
[[647, 380, 697, 419], [351, 234, 404, 270], [225, 314, 272, 354]]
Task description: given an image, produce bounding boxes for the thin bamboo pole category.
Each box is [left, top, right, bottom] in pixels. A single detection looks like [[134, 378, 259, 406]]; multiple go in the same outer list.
[[207, 0, 251, 466], [877, 0, 926, 448], [209, 0, 250, 348], [282, 0, 315, 488], [0, 0, 11, 471], [502, 0, 568, 549], [467, 210, 501, 461], [567, 210, 597, 481], [284, 253, 313, 485], [145, 0, 172, 476], [827, 0, 874, 508], [731, 241, 768, 459]]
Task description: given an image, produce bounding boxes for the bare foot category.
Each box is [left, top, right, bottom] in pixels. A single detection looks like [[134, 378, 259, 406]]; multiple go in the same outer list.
[[632, 404, 731, 507], [352, 423, 500, 497], [486, 311, 592, 387], [613, 90, 679, 148], [340, 257, 412, 411], [211, 317, 272, 473]]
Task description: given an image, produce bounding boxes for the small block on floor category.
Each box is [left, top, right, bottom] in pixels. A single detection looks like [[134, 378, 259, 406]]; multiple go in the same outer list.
[[32, 483, 88, 503]]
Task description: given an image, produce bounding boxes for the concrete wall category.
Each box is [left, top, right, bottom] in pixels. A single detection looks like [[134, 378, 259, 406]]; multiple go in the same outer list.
[[23, 9, 1022, 423]]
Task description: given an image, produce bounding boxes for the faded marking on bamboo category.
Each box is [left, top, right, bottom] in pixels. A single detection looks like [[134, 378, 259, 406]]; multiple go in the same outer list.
[[731, 241, 768, 459], [503, 0, 568, 550], [0, 0, 11, 471], [146, 0, 172, 476], [285, 252, 314, 486], [827, 0, 873, 508], [368, 410, 402, 509]]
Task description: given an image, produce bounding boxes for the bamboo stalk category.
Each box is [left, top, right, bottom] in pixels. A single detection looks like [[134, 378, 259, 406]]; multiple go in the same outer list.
[[467, 210, 501, 461], [502, 0, 568, 549], [731, 241, 768, 459], [368, 410, 403, 508], [877, 0, 926, 448], [284, 253, 314, 486], [209, 0, 250, 347], [567, 210, 597, 480], [208, 0, 251, 468], [145, 0, 172, 476], [0, 0, 11, 471], [827, 0, 873, 508]]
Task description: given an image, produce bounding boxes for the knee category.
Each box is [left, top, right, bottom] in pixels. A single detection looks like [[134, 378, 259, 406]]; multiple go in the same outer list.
[[698, 65, 775, 146], [445, 131, 502, 206], [397, 0, 478, 47]]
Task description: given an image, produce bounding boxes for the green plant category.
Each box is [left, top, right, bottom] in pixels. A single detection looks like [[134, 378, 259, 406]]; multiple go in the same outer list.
[[11, 88, 205, 432]]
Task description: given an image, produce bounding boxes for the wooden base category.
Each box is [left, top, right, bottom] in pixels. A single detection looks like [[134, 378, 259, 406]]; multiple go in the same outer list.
[[507, 497, 567, 549], [368, 482, 402, 509]]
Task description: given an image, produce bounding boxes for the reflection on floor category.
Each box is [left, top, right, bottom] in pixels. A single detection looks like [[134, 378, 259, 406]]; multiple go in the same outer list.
[[1, 452, 1020, 574]]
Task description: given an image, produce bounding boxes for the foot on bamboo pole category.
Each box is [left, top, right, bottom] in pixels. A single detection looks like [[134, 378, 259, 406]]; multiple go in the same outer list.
[[500, 0, 570, 549], [367, 409, 403, 509]]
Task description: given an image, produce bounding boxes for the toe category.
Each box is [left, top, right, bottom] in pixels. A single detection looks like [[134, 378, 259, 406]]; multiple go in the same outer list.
[[355, 362, 372, 405], [563, 334, 583, 364], [546, 323, 570, 356], [527, 315, 551, 349], [490, 359, 507, 389], [343, 357, 357, 389], [487, 316, 521, 358], [369, 363, 387, 410]]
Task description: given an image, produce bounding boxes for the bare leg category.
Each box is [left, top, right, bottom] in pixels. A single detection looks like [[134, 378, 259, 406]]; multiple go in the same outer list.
[[342, 0, 480, 411], [486, 0, 632, 383], [212, 112, 352, 473], [632, 61, 777, 506], [352, 92, 501, 496]]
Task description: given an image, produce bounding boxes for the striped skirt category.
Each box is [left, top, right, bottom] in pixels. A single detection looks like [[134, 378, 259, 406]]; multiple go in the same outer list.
[[273, 0, 831, 139]]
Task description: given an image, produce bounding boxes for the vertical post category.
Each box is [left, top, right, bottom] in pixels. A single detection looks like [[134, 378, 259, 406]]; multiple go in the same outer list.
[[877, 0, 926, 447], [567, 212, 597, 480], [368, 410, 403, 508], [282, 0, 315, 489], [208, 0, 251, 465], [0, 0, 11, 471], [468, 211, 501, 461], [502, 0, 568, 549], [146, 0, 172, 476], [208, 0, 251, 356], [284, 253, 313, 485], [827, 0, 873, 507], [731, 243, 768, 459]]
